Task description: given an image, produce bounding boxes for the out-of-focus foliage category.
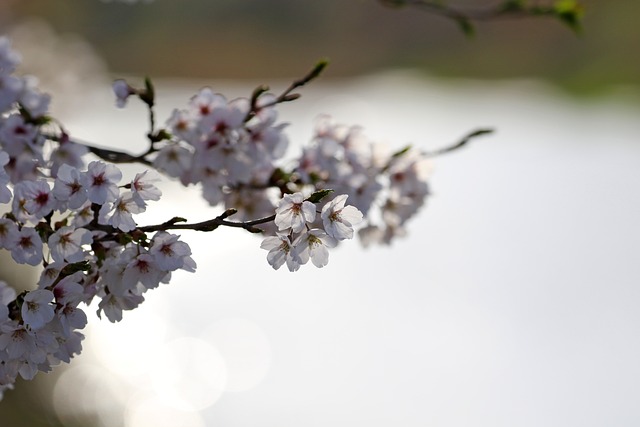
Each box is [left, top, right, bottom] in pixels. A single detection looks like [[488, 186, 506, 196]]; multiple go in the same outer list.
[[0, 0, 638, 95]]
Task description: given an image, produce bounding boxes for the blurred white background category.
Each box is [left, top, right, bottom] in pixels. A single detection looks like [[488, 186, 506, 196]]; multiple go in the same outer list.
[[45, 71, 640, 427]]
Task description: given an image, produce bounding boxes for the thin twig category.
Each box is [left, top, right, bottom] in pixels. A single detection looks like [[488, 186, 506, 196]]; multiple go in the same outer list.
[[423, 128, 494, 157]]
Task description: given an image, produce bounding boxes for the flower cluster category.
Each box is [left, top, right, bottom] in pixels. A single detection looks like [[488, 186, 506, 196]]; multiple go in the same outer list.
[[0, 158, 196, 398], [296, 115, 432, 246], [138, 87, 289, 214], [0, 37, 199, 397], [261, 192, 363, 271], [0, 32, 437, 399]]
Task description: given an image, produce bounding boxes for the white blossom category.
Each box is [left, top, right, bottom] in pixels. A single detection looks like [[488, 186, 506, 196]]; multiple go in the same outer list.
[[47, 226, 92, 263], [21, 290, 55, 330], [83, 161, 122, 205], [321, 194, 363, 240], [0, 219, 19, 250], [112, 79, 133, 108], [291, 229, 337, 268], [130, 170, 161, 207], [275, 192, 316, 233], [149, 231, 195, 272], [10, 227, 43, 266], [260, 234, 300, 272], [52, 164, 88, 209], [100, 191, 143, 232]]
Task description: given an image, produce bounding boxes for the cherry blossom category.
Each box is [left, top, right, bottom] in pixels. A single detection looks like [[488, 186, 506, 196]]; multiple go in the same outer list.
[[0, 33, 449, 399], [291, 229, 337, 268], [10, 226, 43, 266], [52, 163, 88, 209], [83, 160, 122, 205], [21, 289, 55, 330], [260, 234, 300, 272], [47, 226, 92, 263], [275, 192, 317, 233], [321, 194, 363, 240], [112, 79, 134, 108]]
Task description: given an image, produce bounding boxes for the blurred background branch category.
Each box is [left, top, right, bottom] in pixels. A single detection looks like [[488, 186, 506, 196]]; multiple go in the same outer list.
[[3, 0, 636, 97]]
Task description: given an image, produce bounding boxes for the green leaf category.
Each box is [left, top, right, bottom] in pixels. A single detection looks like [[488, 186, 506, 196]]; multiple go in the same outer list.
[[306, 189, 334, 203], [500, 0, 525, 12], [294, 59, 329, 88], [456, 16, 475, 37], [553, 0, 584, 32], [139, 76, 156, 106], [379, 0, 407, 9], [391, 144, 413, 159]]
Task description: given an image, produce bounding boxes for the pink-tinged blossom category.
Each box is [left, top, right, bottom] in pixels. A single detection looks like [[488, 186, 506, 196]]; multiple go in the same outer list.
[[0, 114, 38, 157], [49, 139, 88, 178], [52, 164, 88, 209], [53, 273, 86, 307], [99, 191, 143, 232], [130, 170, 161, 208], [71, 201, 93, 228], [21, 289, 55, 330], [0, 281, 16, 323], [38, 261, 66, 289], [291, 229, 337, 268], [97, 292, 144, 323], [152, 144, 192, 178], [189, 89, 248, 134], [19, 80, 50, 119], [48, 226, 92, 263], [149, 231, 196, 272], [0, 219, 18, 250], [83, 161, 122, 205], [53, 330, 83, 364], [0, 281, 16, 306], [18, 180, 57, 219], [0, 74, 22, 113], [321, 194, 363, 241], [0, 151, 11, 204], [260, 234, 300, 272], [166, 108, 197, 141], [57, 305, 88, 337], [0, 323, 37, 360], [10, 227, 43, 266], [122, 251, 164, 290], [275, 192, 316, 233], [0, 37, 21, 74], [112, 79, 134, 108]]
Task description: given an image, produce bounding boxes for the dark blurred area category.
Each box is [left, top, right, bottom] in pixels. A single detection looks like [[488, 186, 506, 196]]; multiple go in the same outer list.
[[0, 0, 638, 95]]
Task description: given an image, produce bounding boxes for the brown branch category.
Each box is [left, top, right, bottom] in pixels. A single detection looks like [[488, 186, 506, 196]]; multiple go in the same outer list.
[[44, 132, 154, 166], [137, 209, 275, 234]]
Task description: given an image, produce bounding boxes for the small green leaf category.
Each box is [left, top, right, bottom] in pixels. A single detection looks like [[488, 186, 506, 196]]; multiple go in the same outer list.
[[457, 16, 475, 37], [297, 59, 329, 87], [379, 0, 407, 8], [500, 0, 525, 12], [63, 261, 91, 274], [309, 59, 329, 80], [139, 76, 155, 106], [307, 189, 334, 203], [553, 0, 584, 32], [391, 144, 413, 159]]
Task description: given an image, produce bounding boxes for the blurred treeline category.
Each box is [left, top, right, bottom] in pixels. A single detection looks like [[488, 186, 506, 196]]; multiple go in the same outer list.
[[1, 0, 639, 95]]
